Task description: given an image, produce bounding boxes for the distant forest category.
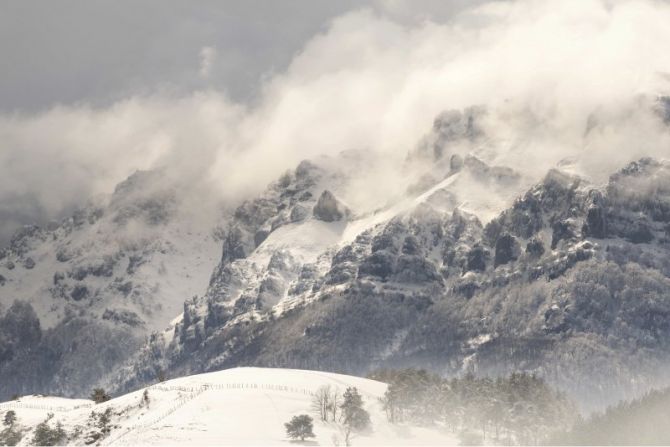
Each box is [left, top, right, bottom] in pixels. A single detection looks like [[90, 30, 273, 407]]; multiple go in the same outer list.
[[550, 386, 670, 445], [368, 368, 670, 446]]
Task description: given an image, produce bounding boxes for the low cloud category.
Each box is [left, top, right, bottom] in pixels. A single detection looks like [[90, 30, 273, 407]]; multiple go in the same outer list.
[[1, 0, 669, 243]]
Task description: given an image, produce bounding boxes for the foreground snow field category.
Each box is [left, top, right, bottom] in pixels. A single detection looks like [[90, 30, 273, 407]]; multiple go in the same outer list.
[[0, 367, 459, 446]]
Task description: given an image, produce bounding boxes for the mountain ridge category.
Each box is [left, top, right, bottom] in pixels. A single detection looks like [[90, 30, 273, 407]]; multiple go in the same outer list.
[[107, 155, 670, 412]]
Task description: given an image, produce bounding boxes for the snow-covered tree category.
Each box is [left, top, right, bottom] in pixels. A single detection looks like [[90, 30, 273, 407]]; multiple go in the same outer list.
[[341, 387, 371, 432], [284, 414, 315, 442], [3, 411, 16, 427]]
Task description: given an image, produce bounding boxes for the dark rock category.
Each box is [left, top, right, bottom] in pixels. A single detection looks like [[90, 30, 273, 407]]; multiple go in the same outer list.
[[290, 204, 309, 222], [70, 285, 89, 301], [267, 250, 295, 272], [372, 232, 400, 254], [454, 278, 479, 299], [298, 191, 313, 202], [113, 193, 175, 226], [526, 238, 545, 258], [56, 248, 75, 263], [313, 190, 349, 222], [289, 265, 319, 294], [494, 234, 520, 267], [465, 245, 488, 272], [9, 225, 42, 256], [394, 255, 441, 283], [90, 256, 116, 277], [254, 228, 270, 247], [401, 235, 422, 255], [102, 309, 144, 327], [551, 220, 577, 249], [126, 254, 146, 275], [114, 280, 133, 297], [583, 205, 607, 238], [221, 226, 252, 263], [325, 263, 357, 285], [234, 198, 279, 229], [358, 250, 397, 280], [332, 245, 359, 265], [233, 293, 260, 315], [69, 267, 88, 281], [53, 272, 65, 285], [270, 214, 288, 231], [257, 275, 285, 307]]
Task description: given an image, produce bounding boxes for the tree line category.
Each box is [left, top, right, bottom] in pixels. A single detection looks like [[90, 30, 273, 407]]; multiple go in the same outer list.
[[369, 368, 578, 445]]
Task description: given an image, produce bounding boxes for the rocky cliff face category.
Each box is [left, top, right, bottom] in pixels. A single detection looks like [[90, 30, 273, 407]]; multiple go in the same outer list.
[[108, 149, 670, 410], [3, 104, 670, 412]]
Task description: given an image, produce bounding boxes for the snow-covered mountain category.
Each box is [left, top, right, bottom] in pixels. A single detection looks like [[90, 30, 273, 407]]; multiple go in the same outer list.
[[3, 106, 670, 415], [0, 170, 221, 399], [0, 367, 459, 446], [110, 152, 670, 411]]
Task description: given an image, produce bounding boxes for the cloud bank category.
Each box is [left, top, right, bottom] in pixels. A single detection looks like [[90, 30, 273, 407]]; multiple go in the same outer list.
[[1, 0, 669, 243]]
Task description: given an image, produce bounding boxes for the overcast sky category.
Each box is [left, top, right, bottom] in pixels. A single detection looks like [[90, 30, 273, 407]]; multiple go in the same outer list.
[[0, 0, 485, 243], [0, 0, 480, 112], [1, 0, 668, 246]]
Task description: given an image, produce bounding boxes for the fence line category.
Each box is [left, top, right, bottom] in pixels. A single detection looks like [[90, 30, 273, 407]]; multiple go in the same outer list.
[[104, 382, 314, 445], [0, 401, 93, 412], [0, 382, 314, 415], [148, 382, 314, 396], [104, 386, 209, 445], [1, 382, 317, 446]]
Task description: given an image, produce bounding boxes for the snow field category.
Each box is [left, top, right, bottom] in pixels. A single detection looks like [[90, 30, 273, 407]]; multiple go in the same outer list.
[[1, 367, 459, 446]]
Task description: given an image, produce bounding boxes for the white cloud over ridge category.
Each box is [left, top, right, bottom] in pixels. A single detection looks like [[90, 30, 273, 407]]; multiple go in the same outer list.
[[1, 0, 669, 242]]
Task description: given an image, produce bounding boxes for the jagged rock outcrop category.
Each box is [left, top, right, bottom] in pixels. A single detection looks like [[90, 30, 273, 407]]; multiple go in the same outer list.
[[110, 157, 670, 413], [313, 190, 349, 222], [494, 233, 520, 267]]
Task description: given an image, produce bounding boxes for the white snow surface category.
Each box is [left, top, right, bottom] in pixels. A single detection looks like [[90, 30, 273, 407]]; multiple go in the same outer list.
[[0, 205, 220, 331], [0, 367, 458, 446]]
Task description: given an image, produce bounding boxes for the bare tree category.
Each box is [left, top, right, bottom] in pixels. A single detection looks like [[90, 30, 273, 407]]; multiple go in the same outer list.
[[312, 385, 332, 422], [330, 387, 341, 422]]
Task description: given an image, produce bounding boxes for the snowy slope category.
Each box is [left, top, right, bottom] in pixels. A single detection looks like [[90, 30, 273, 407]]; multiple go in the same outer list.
[[0, 170, 220, 331], [0, 170, 222, 399], [0, 367, 458, 446]]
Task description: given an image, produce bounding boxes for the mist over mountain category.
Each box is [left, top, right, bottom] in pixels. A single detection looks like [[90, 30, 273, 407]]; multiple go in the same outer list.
[[1, 0, 670, 444], [2, 0, 670, 245]]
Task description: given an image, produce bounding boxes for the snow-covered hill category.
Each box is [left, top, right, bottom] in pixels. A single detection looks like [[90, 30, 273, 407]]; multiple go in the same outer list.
[[0, 367, 458, 446]]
